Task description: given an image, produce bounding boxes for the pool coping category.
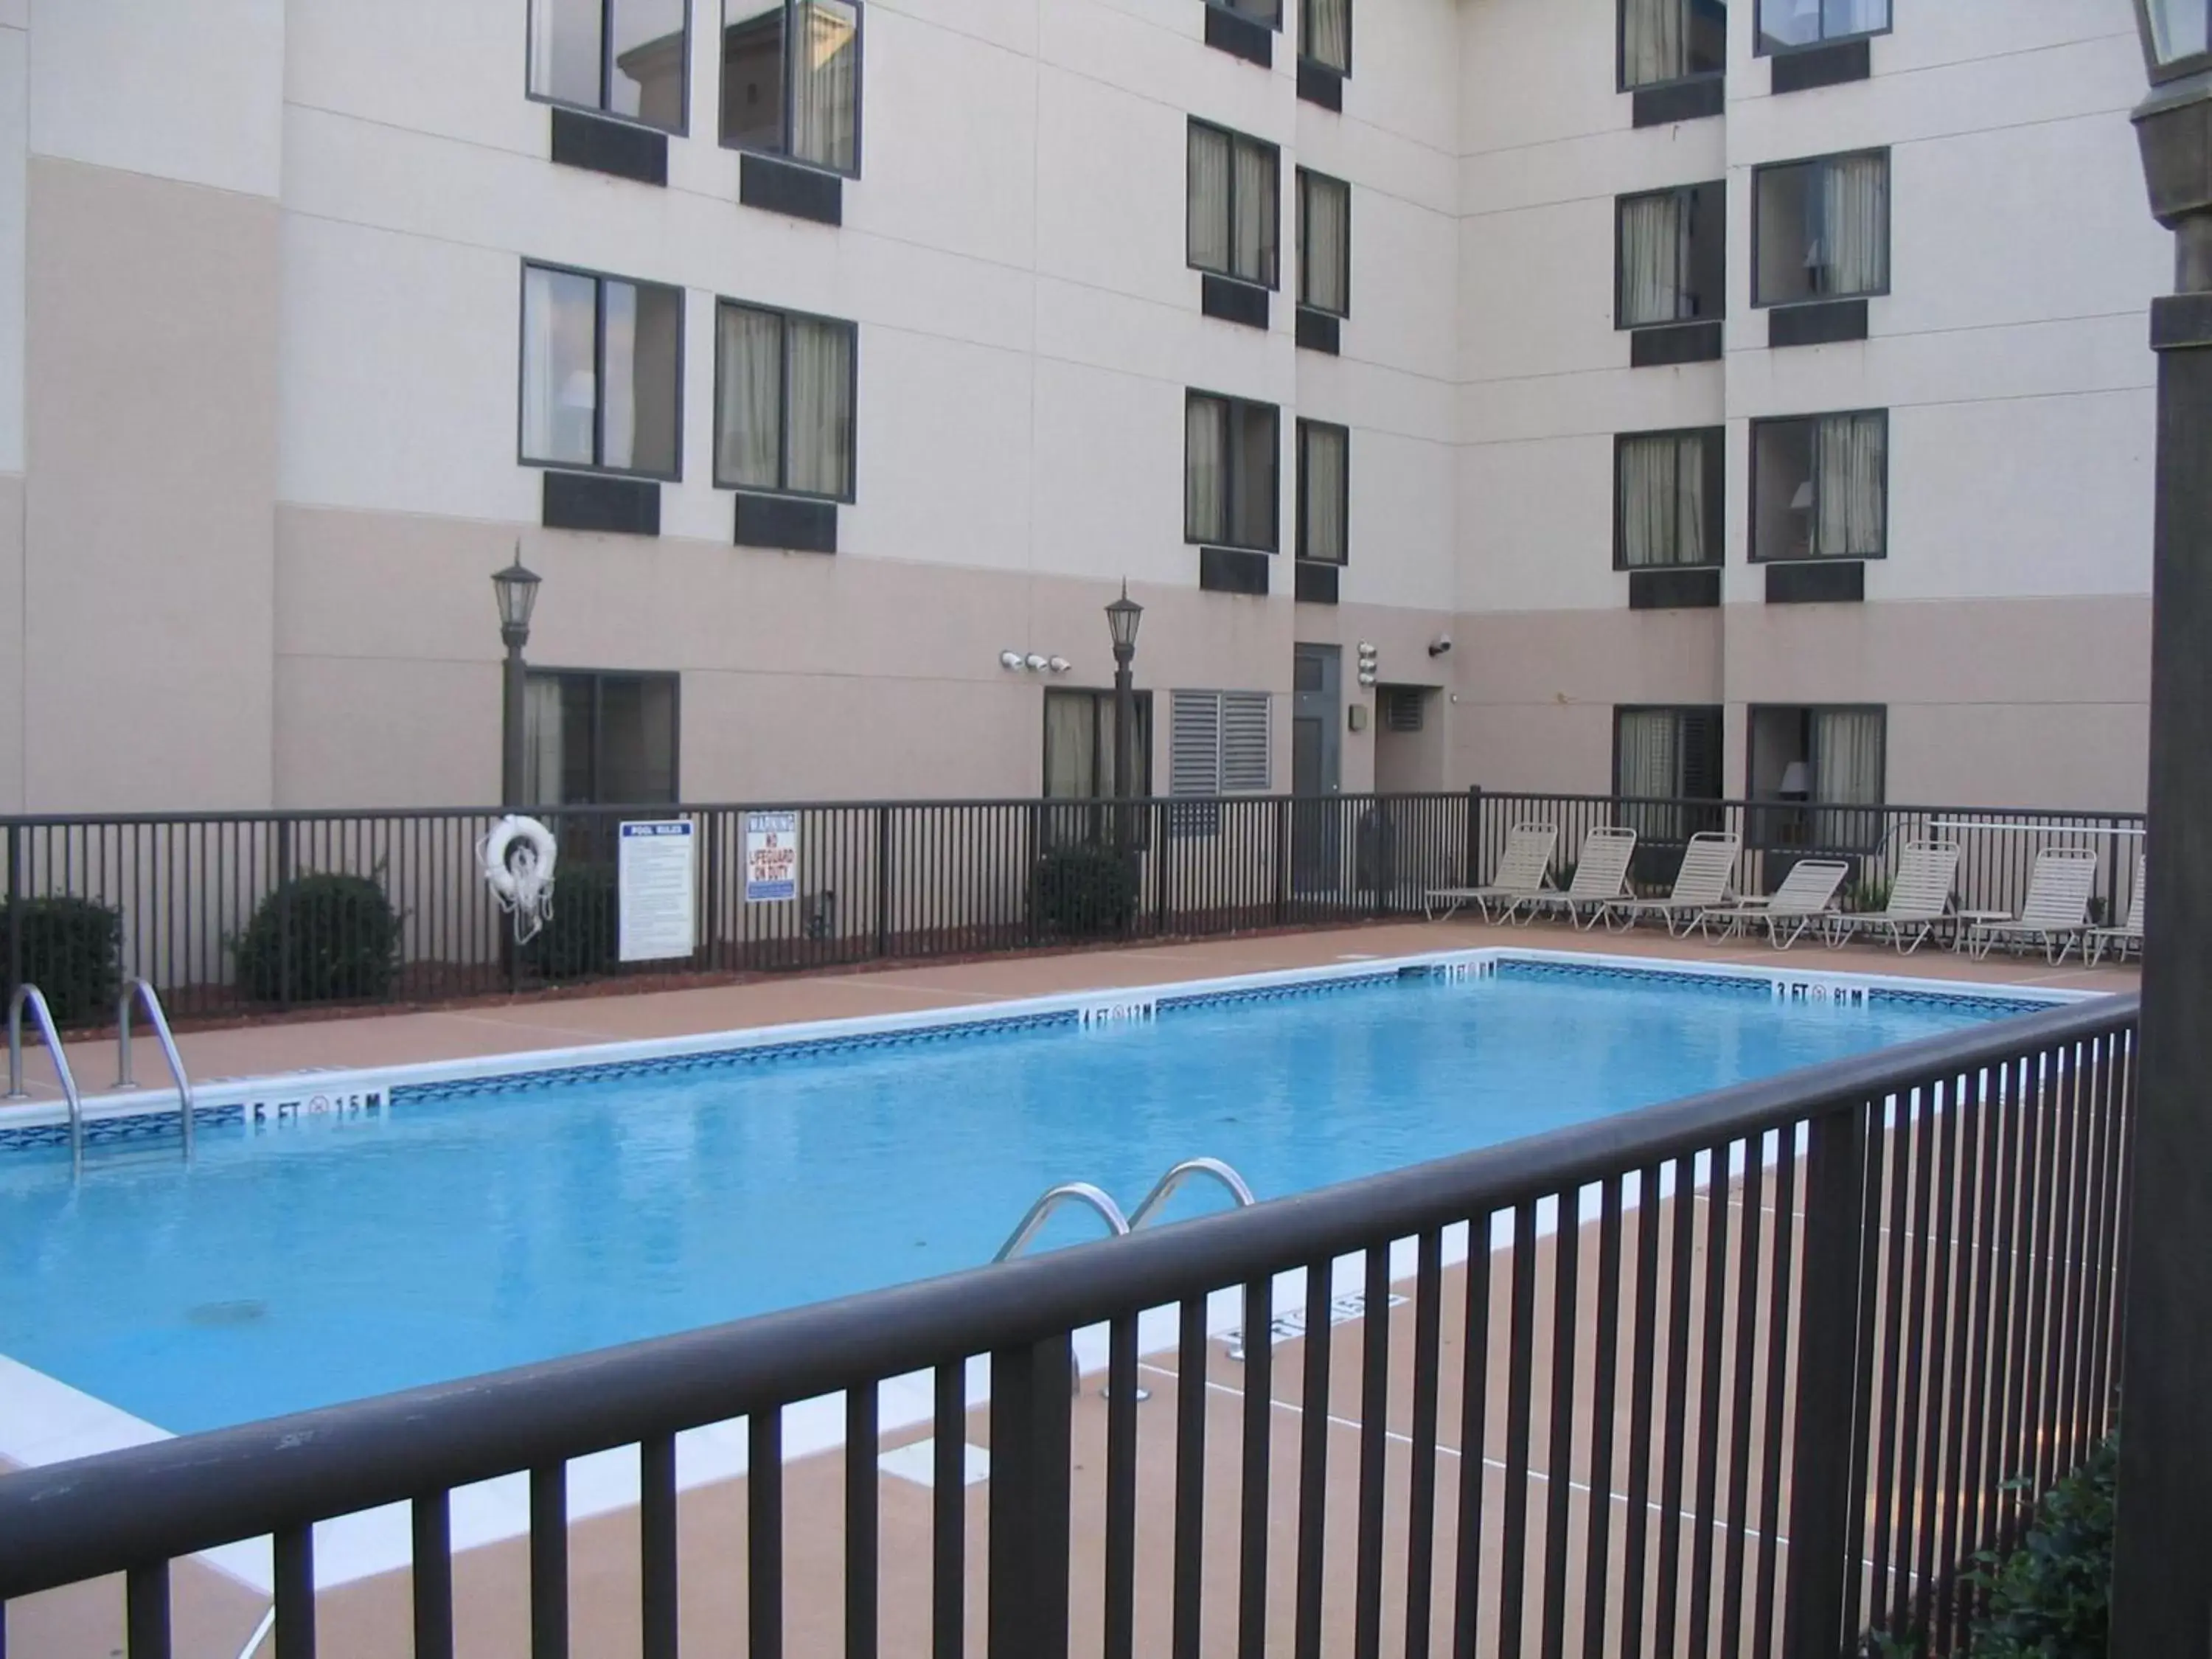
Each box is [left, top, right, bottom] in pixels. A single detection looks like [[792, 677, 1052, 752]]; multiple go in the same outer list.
[[0, 945, 2091, 1595]]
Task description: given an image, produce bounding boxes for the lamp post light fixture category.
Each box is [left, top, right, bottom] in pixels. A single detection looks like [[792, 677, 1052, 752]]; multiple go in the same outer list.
[[491, 552, 542, 810], [2111, 6, 2212, 1650], [1105, 583, 1144, 809]]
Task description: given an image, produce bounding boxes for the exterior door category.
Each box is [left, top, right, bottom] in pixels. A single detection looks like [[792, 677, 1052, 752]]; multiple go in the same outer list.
[[1291, 645, 1343, 894]]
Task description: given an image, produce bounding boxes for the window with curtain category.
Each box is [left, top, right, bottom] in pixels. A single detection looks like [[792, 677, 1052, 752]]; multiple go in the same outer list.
[[529, 0, 691, 131], [1615, 428, 1721, 568], [1754, 151, 1889, 306], [1189, 122, 1281, 290], [524, 671, 680, 805], [521, 263, 684, 478], [1748, 705, 1885, 849], [1298, 170, 1351, 317], [714, 301, 858, 500], [1615, 706, 1723, 843], [1751, 411, 1886, 561], [1616, 182, 1725, 328], [1298, 420, 1349, 566], [1301, 0, 1350, 71], [1619, 0, 1727, 89], [1186, 393, 1280, 552], [720, 0, 862, 175], [1756, 0, 1889, 53]]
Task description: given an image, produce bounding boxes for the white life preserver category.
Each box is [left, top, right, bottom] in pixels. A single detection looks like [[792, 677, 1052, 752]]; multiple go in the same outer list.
[[479, 814, 559, 942]]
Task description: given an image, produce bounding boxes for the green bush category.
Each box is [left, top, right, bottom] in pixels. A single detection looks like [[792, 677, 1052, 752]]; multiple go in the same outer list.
[[1846, 876, 1896, 915], [1029, 842, 1139, 940], [235, 873, 403, 1004], [3, 897, 122, 1026], [525, 862, 619, 981], [1965, 1434, 2117, 1658]]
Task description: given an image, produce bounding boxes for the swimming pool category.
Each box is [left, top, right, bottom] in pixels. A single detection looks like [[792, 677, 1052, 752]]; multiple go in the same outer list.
[[0, 953, 2057, 1440]]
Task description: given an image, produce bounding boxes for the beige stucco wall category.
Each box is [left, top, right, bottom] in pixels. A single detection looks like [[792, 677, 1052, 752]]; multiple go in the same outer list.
[[0, 471, 21, 813]]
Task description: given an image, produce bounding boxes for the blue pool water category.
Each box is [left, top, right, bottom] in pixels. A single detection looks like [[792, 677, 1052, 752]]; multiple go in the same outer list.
[[0, 965, 2032, 1434]]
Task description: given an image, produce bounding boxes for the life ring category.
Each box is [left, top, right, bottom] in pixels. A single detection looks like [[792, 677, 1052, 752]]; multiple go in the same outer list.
[[479, 815, 559, 942]]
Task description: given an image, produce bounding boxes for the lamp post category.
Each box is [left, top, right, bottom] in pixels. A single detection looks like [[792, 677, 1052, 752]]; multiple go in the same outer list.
[[1105, 583, 1144, 804], [492, 552, 542, 810], [2112, 5, 2212, 1650]]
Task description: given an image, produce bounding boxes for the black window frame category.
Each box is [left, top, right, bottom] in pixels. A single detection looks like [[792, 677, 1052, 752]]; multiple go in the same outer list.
[[1746, 702, 1889, 852], [1612, 426, 1725, 571], [1748, 408, 1889, 563], [1296, 167, 1352, 319], [1615, 181, 1727, 330], [1298, 0, 1351, 73], [1617, 0, 1729, 91], [1751, 147, 1892, 309], [1296, 418, 1349, 567], [1187, 119, 1282, 292], [518, 260, 686, 482], [524, 667, 683, 806], [1754, 0, 1892, 55], [1186, 391, 1281, 554], [526, 0, 694, 134], [718, 0, 866, 179], [1041, 686, 1157, 800], [1209, 0, 1284, 28], [1612, 705, 1725, 799], [711, 298, 860, 502]]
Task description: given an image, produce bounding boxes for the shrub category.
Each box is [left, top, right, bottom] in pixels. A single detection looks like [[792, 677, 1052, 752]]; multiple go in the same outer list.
[[526, 862, 619, 982], [1030, 842, 1139, 939], [235, 873, 403, 1005], [3, 897, 122, 1026], [1846, 876, 1896, 915], [1965, 1433, 2117, 1658]]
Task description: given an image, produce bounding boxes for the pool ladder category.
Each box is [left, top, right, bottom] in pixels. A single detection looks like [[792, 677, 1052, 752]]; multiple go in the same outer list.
[[995, 1156, 1257, 1262], [4, 976, 195, 1175]]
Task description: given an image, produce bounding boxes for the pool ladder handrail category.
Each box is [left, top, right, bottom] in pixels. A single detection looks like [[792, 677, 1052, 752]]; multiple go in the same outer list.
[[5, 983, 86, 1175], [1126, 1156, 1257, 1231], [115, 976, 195, 1162], [995, 1158, 1257, 1262]]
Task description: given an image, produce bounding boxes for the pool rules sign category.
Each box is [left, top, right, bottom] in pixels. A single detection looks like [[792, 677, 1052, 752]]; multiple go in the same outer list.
[[745, 810, 799, 903], [617, 821, 696, 962]]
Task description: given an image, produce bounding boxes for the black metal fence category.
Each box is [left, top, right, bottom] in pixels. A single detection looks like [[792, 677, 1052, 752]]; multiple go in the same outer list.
[[0, 789, 2142, 1029], [0, 995, 2135, 1658]]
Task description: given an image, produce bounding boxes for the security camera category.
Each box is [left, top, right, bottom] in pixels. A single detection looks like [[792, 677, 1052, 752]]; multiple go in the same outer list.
[[1427, 636, 1454, 658]]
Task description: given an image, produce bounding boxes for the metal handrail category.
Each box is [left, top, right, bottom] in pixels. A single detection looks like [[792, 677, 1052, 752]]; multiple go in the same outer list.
[[5, 983, 86, 1175], [993, 1182, 1130, 1262], [1127, 1156, 1256, 1231], [115, 976, 195, 1161]]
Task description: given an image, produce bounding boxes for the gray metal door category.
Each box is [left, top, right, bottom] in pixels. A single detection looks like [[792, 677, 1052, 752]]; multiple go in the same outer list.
[[1292, 645, 1342, 893]]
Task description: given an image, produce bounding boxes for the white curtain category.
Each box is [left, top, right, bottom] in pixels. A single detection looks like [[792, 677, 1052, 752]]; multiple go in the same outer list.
[[1188, 125, 1231, 274], [1301, 424, 1346, 564], [1812, 708, 1885, 847], [601, 282, 640, 470], [787, 317, 853, 497], [524, 677, 567, 807], [1619, 434, 1705, 567], [1820, 154, 1888, 296], [1815, 413, 1885, 557], [1622, 0, 1685, 87], [522, 265, 597, 467], [1305, 0, 1350, 72], [1043, 692, 1094, 800], [1619, 192, 1685, 327], [1232, 139, 1277, 286], [1617, 710, 1682, 842], [717, 304, 782, 488], [1186, 397, 1227, 543], [791, 0, 858, 171], [1301, 173, 1349, 314]]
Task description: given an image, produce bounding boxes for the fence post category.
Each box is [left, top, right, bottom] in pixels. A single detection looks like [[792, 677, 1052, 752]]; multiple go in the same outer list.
[[1464, 785, 1484, 887], [987, 1334, 1074, 1659], [874, 806, 891, 961], [1274, 796, 1291, 926], [5, 824, 19, 1000], [1783, 1101, 1872, 1658], [276, 819, 295, 1013], [1154, 801, 1172, 936]]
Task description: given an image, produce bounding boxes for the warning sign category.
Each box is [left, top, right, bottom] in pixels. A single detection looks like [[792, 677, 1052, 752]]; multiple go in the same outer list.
[[744, 810, 799, 903]]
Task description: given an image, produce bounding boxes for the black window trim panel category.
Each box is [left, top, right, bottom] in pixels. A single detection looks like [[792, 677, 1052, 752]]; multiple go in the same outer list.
[[1770, 35, 1872, 93], [734, 491, 838, 553], [739, 151, 844, 225], [1200, 546, 1273, 596], [543, 470, 663, 536], [549, 105, 670, 186], [1204, 2, 1275, 66]]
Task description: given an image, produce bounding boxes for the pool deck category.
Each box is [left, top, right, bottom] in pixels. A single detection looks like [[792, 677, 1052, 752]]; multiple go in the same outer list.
[[0, 922, 2135, 1656]]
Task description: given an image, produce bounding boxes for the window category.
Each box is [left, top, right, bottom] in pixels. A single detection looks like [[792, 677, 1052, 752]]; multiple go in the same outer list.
[[720, 0, 862, 175], [1616, 183, 1725, 328], [1171, 692, 1273, 795], [1619, 0, 1727, 89], [1757, 0, 1889, 52], [1298, 170, 1351, 317], [1186, 393, 1280, 552], [1213, 0, 1282, 23], [521, 264, 684, 479], [1748, 705, 1886, 851], [1752, 411, 1886, 562], [1301, 0, 1350, 71], [714, 302, 857, 499], [2147, 0, 2211, 65], [1615, 428, 1722, 569], [1044, 689, 1154, 801], [1298, 421, 1348, 566], [1754, 151, 1889, 306], [525, 672, 679, 804], [529, 0, 690, 131], [1615, 706, 1723, 843], [1189, 122, 1280, 290]]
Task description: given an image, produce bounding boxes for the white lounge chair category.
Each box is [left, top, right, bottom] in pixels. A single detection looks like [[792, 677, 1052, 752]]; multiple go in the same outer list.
[[1425, 821, 1559, 923], [1699, 858, 1851, 950], [1599, 831, 1741, 936], [1825, 840, 1961, 956], [1967, 848, 2101, 964], [1523, 826, 1640, 931], [2087, 857, 2146, 967]]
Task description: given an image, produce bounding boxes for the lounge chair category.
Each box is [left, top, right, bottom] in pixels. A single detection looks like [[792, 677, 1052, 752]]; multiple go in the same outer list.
[[1425, 821, 1558, 923], [1825, 840, 1961, 956], [1698, 858, 1851, 950], [1522, 826, 1640, 931], [1599, 831, 1741, 936], [2087, 857, 2146, 967], [1967, 848, 2101, 964]]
